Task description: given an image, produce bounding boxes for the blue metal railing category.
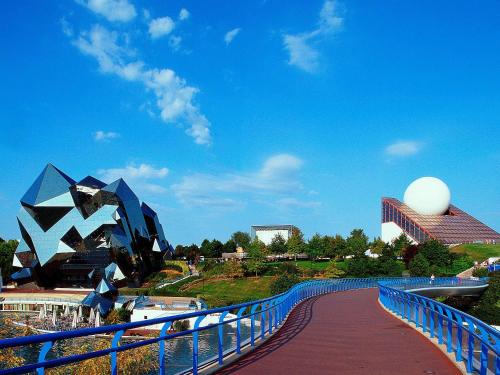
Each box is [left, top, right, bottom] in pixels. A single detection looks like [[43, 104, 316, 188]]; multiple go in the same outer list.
[[0, 277, 492, 375], [378, 279, 498, 375], [488, 264, 500, 272]]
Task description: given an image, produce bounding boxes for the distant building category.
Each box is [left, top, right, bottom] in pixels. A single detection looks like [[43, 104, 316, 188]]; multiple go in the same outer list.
[[11, 164, 173, 289], [251, 225, 298, 246], [382, 177, 500, 245]]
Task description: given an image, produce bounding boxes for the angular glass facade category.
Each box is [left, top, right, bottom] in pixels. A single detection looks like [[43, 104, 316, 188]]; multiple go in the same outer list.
[[382, 197, 500, 245], [12, 164, 172, 288]]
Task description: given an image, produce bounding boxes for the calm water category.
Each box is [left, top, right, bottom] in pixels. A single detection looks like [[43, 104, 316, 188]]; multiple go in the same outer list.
[[0, 314, 251, 374]]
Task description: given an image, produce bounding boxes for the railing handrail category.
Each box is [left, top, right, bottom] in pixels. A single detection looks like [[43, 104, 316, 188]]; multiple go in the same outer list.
[[379, 282, 499, 342], [0, 277, 493, 375]]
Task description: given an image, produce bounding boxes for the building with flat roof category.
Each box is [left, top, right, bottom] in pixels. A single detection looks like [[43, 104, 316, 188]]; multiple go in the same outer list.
[[11, 164, 173, 289], [382, 177, 500, 245], [251, 224, 298, 246]]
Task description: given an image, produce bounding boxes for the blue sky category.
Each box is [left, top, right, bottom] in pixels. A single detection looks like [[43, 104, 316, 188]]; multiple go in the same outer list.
[[1, 0, 499, 245]]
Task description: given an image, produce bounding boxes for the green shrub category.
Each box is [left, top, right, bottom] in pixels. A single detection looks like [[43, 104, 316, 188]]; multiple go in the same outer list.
[[472, 267, 489, 278], [173, 320, 190, 332], [223, 260, 245, 278], [270, 273, 300, 295], [323, 262, 345, 278], [278, 262, 299, 275], [164, 260, 189, 274]]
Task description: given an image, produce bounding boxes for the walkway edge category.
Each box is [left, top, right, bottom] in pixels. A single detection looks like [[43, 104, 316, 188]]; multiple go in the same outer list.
[[377, 297, 467, 374], [197, 296, 309, 375]]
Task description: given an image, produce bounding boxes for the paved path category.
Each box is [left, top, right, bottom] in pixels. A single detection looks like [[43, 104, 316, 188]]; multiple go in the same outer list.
[[216, 289, 460, 375]]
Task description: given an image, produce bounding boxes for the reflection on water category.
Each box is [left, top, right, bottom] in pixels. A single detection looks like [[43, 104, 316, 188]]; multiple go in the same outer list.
[[0, 314, 251, 375]]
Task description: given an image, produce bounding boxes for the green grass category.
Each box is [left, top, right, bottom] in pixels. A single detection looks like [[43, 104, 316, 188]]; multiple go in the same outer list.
[[183, 277, 274, 307], [266, 260, 331, 272], [450, 244, 500, 262]]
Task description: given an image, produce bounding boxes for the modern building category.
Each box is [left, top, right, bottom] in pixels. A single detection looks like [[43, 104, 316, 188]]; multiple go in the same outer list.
[[11, 164, 173, 288], [382, 177, 500, 245], [251, 224, 299, 246]]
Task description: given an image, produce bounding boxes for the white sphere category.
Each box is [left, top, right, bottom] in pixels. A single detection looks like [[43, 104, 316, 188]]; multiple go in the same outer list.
[[403, 177, 451, 216]]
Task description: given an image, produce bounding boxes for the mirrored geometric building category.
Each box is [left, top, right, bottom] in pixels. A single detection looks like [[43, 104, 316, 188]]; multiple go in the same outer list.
[[12, 164, 173, 288]]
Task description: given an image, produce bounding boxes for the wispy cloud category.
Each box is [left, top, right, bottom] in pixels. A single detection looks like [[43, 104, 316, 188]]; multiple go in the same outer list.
[[76, 0, 137, 22], [72, 24, 211, 145], [283, 0, 343, 73], [276, 197, 321, 209], [385, 141, 423, 157], [171, 154, 312, 209], [179, 8, 190, 21], [98, 163, 169, 194], [224, 28, 241, 45], [148, 16, 175, 39], [93, 130, 120, 141]]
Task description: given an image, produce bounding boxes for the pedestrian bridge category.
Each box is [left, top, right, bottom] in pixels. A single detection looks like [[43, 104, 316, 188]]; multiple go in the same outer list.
[[0, 277, 497, 375]]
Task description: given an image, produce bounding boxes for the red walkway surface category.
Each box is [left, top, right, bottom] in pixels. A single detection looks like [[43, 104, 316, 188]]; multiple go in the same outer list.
[[217, 289, 459, 375]]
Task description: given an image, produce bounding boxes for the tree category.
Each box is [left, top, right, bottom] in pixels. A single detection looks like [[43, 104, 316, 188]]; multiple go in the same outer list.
[[306, 233, 326, 260], [409, 253, 431, 276], [418, 240, 450, 268], [470, 271, 500, 325], [324, 235, 347, 259], [269, 234, 287, 255], [223, 239, 236, 253], [0, 240, 18, 282], [346, 229, 369, 258], [246, 238, 267, 276], [370, 237, 386, 255], [231, 231, 251, 249], [324, 262, 345, 278], [174, 244, 186, 258], [210, 239, 224, 258], [392, 233, 412, 257], [402, 245, 419, 267], [200, 239, 213, 257], [286, 231, 306, 260]]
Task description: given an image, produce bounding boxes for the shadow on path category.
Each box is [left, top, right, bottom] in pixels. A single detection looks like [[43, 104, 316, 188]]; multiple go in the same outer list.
[[216, 296, 320, 374]]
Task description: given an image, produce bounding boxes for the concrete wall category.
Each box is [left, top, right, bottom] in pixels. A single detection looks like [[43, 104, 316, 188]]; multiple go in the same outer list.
[[255, 229, 291, 246], [381, 222, 417, 244]]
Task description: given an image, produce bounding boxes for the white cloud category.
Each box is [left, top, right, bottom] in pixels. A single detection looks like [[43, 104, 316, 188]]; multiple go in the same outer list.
[[149, 17, 175, 39], [98, 163, 169, 194], [179, 8, 190, 21], [224, 28, 241, 45], [93, 130, 120, 141], [77, 0, 137, 22], [72, 25, 211, 145], [169, 35, 182, 51], [283, 34, 319, 73], [276, 197, 321, 209], [171, 154, 306, 208], [60, 17, 74, 37], [385, 141, 423, 157], [283, 0, 343, 73]]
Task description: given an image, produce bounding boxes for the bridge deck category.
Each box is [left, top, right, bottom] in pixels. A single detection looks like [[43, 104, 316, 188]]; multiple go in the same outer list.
[[216, 289, 459, 375]]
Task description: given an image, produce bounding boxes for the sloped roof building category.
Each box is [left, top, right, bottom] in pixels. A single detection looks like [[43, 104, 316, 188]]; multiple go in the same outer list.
[[12, 164, 172, 288]]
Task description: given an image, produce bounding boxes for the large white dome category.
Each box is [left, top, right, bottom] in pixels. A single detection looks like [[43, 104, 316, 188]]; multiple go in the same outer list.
[[403, 177, 451, 216]]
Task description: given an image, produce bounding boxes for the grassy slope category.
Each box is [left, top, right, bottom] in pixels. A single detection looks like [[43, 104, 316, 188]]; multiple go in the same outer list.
[[183, 277, 274, 307], [450, 244, 500, 262]]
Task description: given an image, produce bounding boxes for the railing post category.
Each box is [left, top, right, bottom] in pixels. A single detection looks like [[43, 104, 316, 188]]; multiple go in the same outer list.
[[36, 341, 53, 375], [464, 317, 474, 374], [218, 311, 229, 365], [250, 304, 259, 347], [192, 315, 206, 375], [111, 329, 125, 375], [260, 302, 266, 340], [159, 322, 171, 375], [445, 310, 453, 353], [236, 307, 247, 354], [437, 305, 444, 344], [455, 315, 463, 362]]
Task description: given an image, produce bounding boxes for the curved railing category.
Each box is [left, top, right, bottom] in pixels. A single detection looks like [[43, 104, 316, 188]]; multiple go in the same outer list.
[[0, 277, 491, 375], [379, 280, 498, 375]]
